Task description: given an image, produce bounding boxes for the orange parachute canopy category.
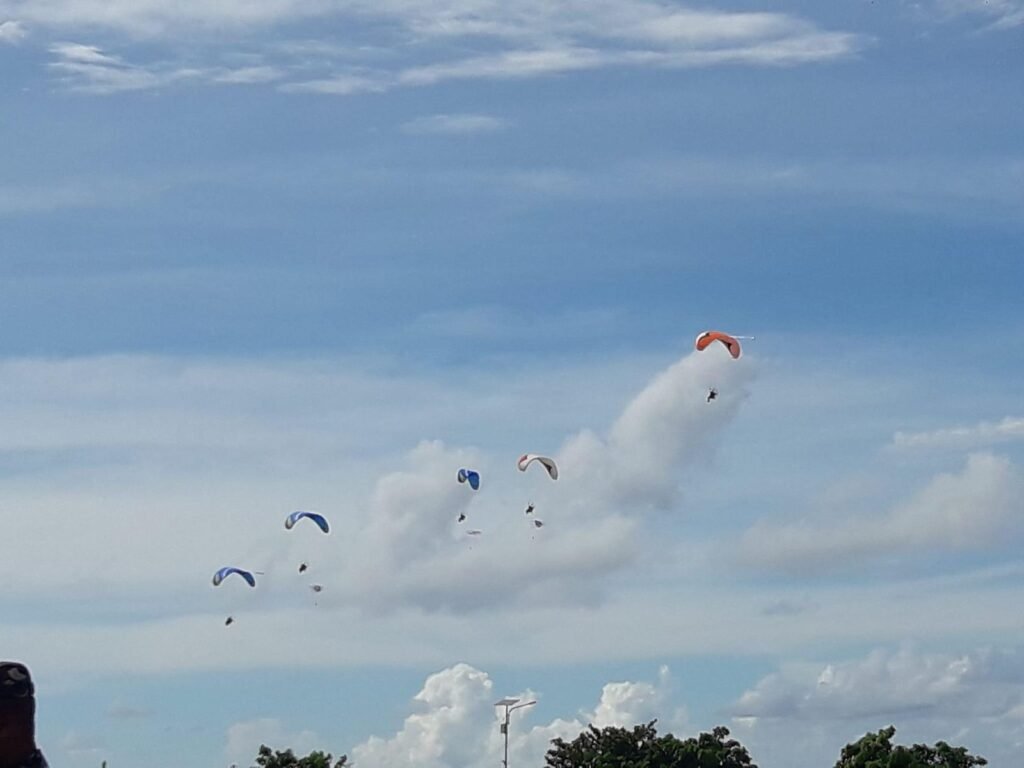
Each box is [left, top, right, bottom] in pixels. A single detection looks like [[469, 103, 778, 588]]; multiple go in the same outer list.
[[695, 331, 742, 359]]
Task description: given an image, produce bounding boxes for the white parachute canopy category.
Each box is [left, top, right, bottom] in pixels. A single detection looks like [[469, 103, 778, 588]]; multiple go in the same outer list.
[[517, 454, 558, 480]]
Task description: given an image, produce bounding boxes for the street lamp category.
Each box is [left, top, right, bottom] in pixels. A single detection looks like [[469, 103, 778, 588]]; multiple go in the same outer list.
[[495, 697, 536, 768]]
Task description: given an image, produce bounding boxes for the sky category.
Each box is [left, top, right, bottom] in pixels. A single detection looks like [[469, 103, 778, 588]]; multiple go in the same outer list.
[[1, 1, 1023, 766]]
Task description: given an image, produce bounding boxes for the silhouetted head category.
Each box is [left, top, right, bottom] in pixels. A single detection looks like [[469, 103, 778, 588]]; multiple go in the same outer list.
[[0, 662, 38, 767]]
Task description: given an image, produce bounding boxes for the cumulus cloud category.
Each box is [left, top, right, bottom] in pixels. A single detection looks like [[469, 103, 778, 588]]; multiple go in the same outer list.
[[591, 666, 677, 729], [891, 416, 1024, 451], [0, 345, 749, 632], [729, 645, 1024, 768], [352, 663, 678, 768], [318, 345, 751, 613], [740, 452, 1024, 573], [734, 645, 1024, 721], [559, 347, 754, 513]]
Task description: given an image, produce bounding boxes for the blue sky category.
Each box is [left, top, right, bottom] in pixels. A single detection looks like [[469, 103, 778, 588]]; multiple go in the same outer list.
[[1, 2, 1023, 767]]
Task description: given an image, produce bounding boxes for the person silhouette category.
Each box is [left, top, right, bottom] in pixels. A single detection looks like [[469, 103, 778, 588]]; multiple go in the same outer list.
[[0, 662, 47, 768]]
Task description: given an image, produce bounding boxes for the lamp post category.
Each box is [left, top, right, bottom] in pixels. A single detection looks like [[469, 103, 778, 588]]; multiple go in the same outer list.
[[495, 697, 536, 768]]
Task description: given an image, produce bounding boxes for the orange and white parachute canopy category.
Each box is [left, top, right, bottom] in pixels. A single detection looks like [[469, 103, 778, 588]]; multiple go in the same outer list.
[[694, 330, 748, 359], [517, 454, 558, 480]]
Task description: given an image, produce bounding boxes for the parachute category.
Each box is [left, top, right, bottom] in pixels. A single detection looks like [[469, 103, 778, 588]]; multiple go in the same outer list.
[[695, 331, 745, 359], [517, 454, 558, 480], [212, 567, 256, 588], [466, 529, 483, 536], [285, 511, 330, 533], [457, 468, 481, 491]]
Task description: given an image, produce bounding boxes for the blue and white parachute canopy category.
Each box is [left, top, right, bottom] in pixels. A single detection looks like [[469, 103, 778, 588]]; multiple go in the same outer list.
[[212, 567, 256, 588], [517, 454, 558, 480], [457, 468, 481, 491], [284, 511, 330, 533]]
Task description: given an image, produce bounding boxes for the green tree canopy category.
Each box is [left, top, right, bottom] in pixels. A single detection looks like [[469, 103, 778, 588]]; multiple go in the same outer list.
[[252, 744, 348, 768], [545, 720, 757, 768], [834, 726, 987, 768]]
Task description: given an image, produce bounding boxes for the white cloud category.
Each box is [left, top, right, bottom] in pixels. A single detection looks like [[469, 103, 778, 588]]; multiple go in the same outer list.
[[740, 453, 1024, 573], [353, 664, 500, 768], [13, 3, 864, 93], [47, 42, 201, 93], [351, 662, 677, 768], [401, 113, 509, 136], [558, 346, 754, 513], [931, 0, 1024, 29], [323, 345, 751, 613], [397, 47, 619, 86], [891, 417, 1024, 451], [0, 347, 746, 612], [733, 645, 1024, 720], [224, 718, 325, 767], [278, 72, 386, 94], [591, 666, 676, 729], [212, 64, 284, 84], [50, 41, 121, 64], [730, 645, 1024, 768], [0, 18, 25, 42]]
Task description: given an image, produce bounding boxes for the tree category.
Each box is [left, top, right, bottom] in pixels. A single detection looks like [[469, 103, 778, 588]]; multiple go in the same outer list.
[[834, 726, 986, 768], [252, 744, 348, 768], [545, 720, 757, 768]]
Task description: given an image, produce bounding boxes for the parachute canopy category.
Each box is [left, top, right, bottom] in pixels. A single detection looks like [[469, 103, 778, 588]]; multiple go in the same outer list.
[[457, 468, 481, 491], [695, 331, 742, 359], [212, 567, 256, 588], [285, 511, 330, 533], [517, 454, 558, 480], [466, 529, 483, 536]]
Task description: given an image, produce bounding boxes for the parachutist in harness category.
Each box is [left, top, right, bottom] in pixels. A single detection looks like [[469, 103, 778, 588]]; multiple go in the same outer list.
[[457, 513, 466, 523], [707, 388, 718, 403], [298, 563, 308, 574], [224, 616, 234, 626]]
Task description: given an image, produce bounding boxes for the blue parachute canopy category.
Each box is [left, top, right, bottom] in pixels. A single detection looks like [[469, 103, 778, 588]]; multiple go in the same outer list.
[[285, 511, 330, 533], [457, 468, 481, 491], [212, 567, 256, 588]]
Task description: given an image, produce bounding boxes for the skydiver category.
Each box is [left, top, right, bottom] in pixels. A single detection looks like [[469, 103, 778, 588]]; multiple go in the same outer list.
[[457, 512, 466, 523], [524, 503, 534, 515], [533, 520, 544, 528], [298, 563, 308, 574], [225, 616, 234, 626], [706, 388, 718, 403]]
